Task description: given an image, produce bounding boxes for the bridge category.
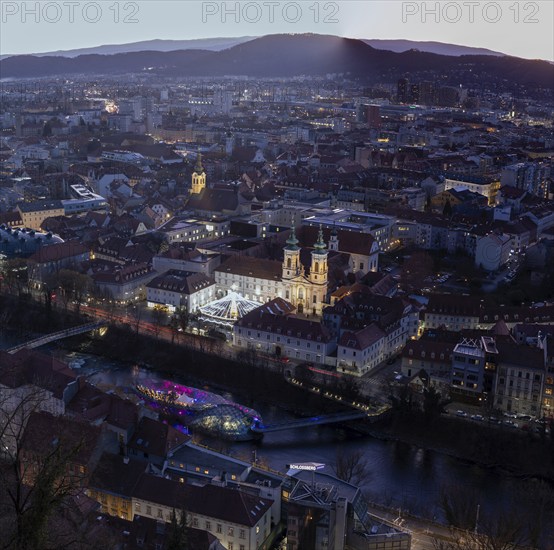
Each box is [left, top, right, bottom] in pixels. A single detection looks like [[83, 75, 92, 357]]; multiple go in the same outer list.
[[7, 321, 107, 354], [251, 410, 370, 433]]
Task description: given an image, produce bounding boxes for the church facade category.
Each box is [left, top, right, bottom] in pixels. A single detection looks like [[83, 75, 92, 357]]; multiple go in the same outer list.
[[281, 226, 329, 315], [214, 227, 330, 316]]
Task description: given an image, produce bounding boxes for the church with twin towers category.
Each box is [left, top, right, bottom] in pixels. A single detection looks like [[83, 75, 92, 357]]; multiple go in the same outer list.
[[191, 151, 378, 316]]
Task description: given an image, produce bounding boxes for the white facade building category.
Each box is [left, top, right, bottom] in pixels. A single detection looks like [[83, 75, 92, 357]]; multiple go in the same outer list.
[[475, 233, 512, 272]]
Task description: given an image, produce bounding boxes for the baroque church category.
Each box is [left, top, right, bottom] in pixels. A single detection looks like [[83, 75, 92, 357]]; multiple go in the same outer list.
[[281, 225, 329, 315], [194, 154, 378, 317], [213, 226, 334, 317]]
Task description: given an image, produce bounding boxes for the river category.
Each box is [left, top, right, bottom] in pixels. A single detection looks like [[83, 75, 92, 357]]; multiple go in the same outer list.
[[52, 349, 547, 524], [1, 323, 550, 530]]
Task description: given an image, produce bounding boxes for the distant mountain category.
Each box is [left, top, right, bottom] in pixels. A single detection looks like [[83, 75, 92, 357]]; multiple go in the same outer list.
[[1, 34, 552, 89], [363, 39, 504, 57], [1, 36, 507, 60], [0, 37, 254, 60]]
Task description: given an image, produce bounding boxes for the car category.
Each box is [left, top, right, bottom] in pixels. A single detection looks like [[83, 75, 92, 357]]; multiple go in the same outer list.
[[517, 414, 533, 422], [471, 414, 484, 421], [394, 374, 403, 381], [456, 410, 468, 417]]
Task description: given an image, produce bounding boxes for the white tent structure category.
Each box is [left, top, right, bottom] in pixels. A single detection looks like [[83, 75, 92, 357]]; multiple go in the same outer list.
[[198, 291, 261, 326]]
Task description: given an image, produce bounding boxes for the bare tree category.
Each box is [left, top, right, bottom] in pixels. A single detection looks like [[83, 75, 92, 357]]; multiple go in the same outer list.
[[1, 258, 28, 299], [151, 306, 167, 340], [440, 483, 481, 531], [434, 503, 532, 550], [331, 448, 371, 486], [0, 379, 98, 550]]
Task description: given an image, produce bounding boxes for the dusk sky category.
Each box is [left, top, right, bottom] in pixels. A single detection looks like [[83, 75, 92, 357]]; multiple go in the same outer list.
[[1, 0, 553, 61]]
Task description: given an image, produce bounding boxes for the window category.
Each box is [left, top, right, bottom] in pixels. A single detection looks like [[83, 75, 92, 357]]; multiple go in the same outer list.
[[135, 502, 141, 512], [146, 506, 152, 516], [192, 517, 198, 527], [228, 544, 233, 550], [228, 527, 234, 537], [206, 521, 211, 531], [217, 524, 222, 534], [239, 530, 245, 539], [157, 509, 163, 519]]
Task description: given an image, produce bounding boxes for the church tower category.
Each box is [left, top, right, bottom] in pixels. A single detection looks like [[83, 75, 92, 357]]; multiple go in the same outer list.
[[191, 153, 206, 194], [282, 226, 301, 280], [309, 226, 328, 285], [308, 226, 328, 315], [328, 226, 339, 252]]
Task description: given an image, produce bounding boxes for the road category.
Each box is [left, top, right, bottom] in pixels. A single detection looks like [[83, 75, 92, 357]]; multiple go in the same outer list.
[[365, 502, 468, 550]]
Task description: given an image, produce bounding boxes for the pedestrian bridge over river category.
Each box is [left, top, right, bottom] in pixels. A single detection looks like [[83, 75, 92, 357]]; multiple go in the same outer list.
[[250, 410, 374, 433], [7, 321, 107, 354]]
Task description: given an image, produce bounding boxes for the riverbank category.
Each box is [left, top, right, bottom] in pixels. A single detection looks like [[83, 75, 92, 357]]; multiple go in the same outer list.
[[64, 324, 348, 419], [62, 323, 554, 483], [368, 413, 554, 482], [4, 296, 554, 483]]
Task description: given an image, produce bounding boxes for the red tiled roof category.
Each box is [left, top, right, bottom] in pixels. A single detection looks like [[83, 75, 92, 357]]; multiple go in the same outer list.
[[237, 308, 332, 343], [0, 349, 77, 399], [28, 241, 88, 264], [299, 226, 377, 256], [339, 323, 385, 350]]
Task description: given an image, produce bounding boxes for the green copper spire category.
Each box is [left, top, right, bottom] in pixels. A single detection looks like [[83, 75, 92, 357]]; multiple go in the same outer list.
[[313, 225, 327, 255], [285, 226, 300, 250], [194, 152, 204, 174]]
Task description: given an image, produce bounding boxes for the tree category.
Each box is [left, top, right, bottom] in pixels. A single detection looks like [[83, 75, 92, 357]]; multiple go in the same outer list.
[[336, 376, 362, 401], [1, 258, 28, 299], [168, 314, 180, 344], [422, 386, 449, 424], [166, 507, 189, 550], [442, 199, 453, 218], [236, 347, 260, 369], [439, 483, 480, 531], [388, 382, 414, 414], [57, 269, 91, 315], [295, 362, 315, 384], [432, 509, 530, 550], [151, 306, 167, 339], [0, 378, 96, 550], [175, 307, 189, 333], [129, 304, 143, 337], [331, 448, 371, 486]]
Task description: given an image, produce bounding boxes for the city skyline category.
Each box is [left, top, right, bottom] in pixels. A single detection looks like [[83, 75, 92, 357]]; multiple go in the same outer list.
[[1, 0, 553, 61]]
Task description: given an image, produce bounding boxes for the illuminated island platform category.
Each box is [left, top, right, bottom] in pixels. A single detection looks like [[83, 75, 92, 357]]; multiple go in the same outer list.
[[135, 380, 263, 441]]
